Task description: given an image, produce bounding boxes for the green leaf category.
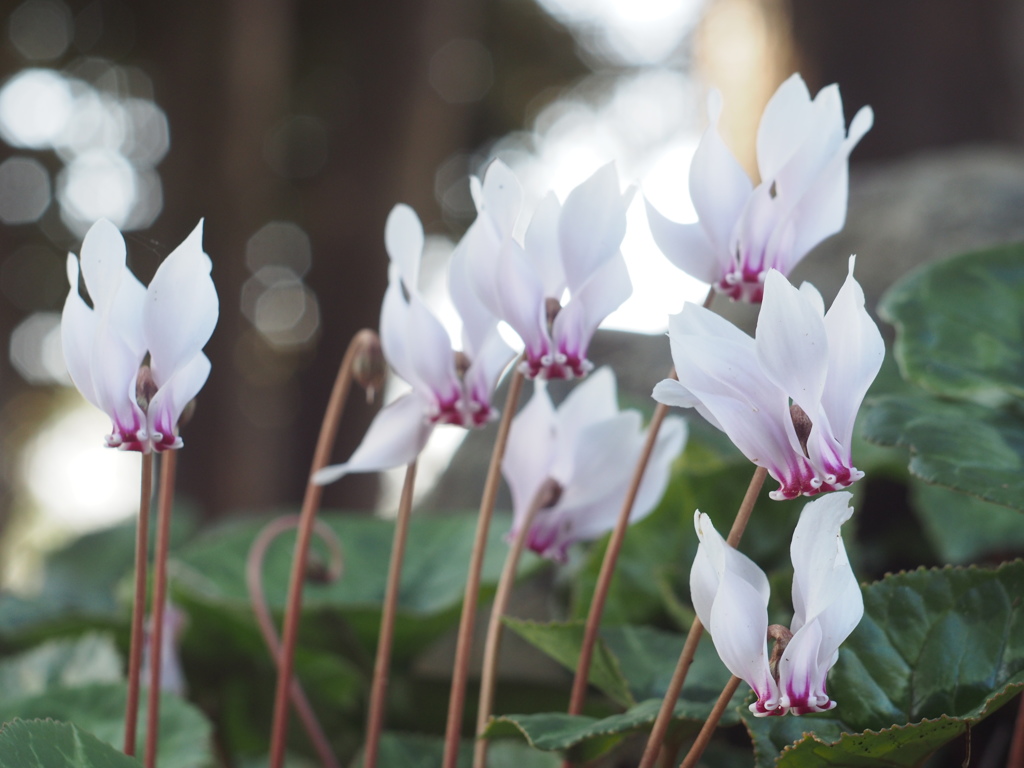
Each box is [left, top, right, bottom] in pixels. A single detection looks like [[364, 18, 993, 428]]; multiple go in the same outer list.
[[879, 242, 1024, 405], [0, 719, 142, 768], [862, 394, 1024, 510], [0, 684, 212, 768], [744, 562, 1024, 767], [172, 510, 543, 659], [348, 732, 560, 768], [0, 634, 121, 697], [488, 623, 743, 761], [502, 619, 634, 708], [910, 480, 1024, 564]]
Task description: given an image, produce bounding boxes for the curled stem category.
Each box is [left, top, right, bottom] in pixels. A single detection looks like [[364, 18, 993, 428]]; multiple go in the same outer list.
[[144, 450, 178, 768], [269, 333, 367, 768], [363, 461, 417, 768], [636, 465, 767, 768], [677, 676, 742, 768], [246, 515, 344, 768], [442, 364, 526, 768], [124, 453, 154, 756], [474, 480, 554, 768]]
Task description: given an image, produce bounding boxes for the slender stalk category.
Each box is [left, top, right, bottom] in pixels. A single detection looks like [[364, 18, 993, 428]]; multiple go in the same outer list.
[[474, 481, 552, 768], [364, 461, 418, 768], [144, 450, 178, 768], [678, 676, 742, 768], [442, 366, 526, 768], [636, 466, 767, 768], [124, 453, 154, 756], [565, 287, 715, 733], [565, 399, 671, 720], [269, 336, 365, 768], [247, 515, 344, 768], [1009, 691, 1024, 768]]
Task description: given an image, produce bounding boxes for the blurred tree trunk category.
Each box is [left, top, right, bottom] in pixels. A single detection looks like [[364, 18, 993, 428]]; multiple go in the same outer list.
[[786, 0, 1023, 160], [136, 0, 482, 519]]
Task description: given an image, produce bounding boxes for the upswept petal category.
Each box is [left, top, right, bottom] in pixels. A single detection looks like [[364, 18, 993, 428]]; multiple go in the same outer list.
[[477, 159, 523, 237], [62, 255, 99, 407], [144, 220, 218, 387], [384, 204, 425, 291], [313, 393, 434, 485], [494, 237, 549, 362], [789, 491, 856, 628], [551, 250, 631, 372], [643, 198, 721, 285], [755, 269, 828, 414], [378, 278, 419, 388], [523, 191, 567, 298], [755, 74, 814, 183], [820, 258, 885, 449], [691, 511, 779, 713], [90, 316, 147, 446], [460, 214, 506, 320], [78, 218, 128, 312], [652, 379, 722, 430], [769, 84, 845, 207], [558, 163, 628, 291], [146, 353, 211, 450], [777, 617, 832, 713], [552, 411, 639, 507], [462, 330, 514, 418], [449, 236, 500, 359], [503, 383, 557, 530], [553, 365, 619, 448], [404, 293, 462, 407], [623, 415, 686, 527], [688, 89, 754, 266]]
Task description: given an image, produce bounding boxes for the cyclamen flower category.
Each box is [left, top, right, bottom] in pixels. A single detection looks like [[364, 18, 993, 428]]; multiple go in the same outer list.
[[691, 492, 863, 716], [646, 74, 873, 302], [503, 367, 686, 562], [62, 219, 218, 452], [314, 204, 514, 484], [461, 160, 632, 379], [653, 257, 883, 500]]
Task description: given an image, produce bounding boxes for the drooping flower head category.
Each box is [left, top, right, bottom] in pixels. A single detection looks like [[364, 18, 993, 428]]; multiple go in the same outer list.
[[460, 160, 632, 380], [503, 367, 685, 561], [654, 257, 883, 500], [61, 219, 218, 453], [646, 74, 873, 302], [691, 492, 862, 716], [314, 204, 514, 485]]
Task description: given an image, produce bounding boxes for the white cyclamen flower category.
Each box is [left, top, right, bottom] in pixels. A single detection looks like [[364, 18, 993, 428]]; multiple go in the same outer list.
[[461, 160, 632, 380], [691, 491, 863, 716], [315, 204, 514, 484], [503, 367, 686, 562], [646, 73, 873, 302], [62, 218, 218, 452], [653, 257, 883, 500]]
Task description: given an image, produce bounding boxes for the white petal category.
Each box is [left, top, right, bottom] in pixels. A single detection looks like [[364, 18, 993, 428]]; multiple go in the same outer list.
[[777, 615, 829, 712], [709, 570, 776, 705], [61, 255, 99, 407], [495, 237, 549, 359], [769, 83, 845, 207], [78, 218, 128, 311], [798, 281, 825, 316], [404, 293, 461, 402], [379, 278, 418, 386], [479, 159, 523, 236], [463, 330, 514, 409], [385, 204, 425, 291], [503, 383, 557, 530], [551, 250, 631, 365], [644, 197, 721, 284], [313, 394, 434, 484], [556, 365, 618, 443], [144, 220, 218, 387], [688, 90, 753, 266], [558, 163, 628, 291], [553, 411, 639, 504], [756, 74, 814, 183], [755, 269, 828, 414], [523, 191, 567, 298], [147, 353, 211, 449], [821, 258, 885, 448], [449, 237, 500, 359], [652, 378, 723, 429], [629, 415, 686, 524]]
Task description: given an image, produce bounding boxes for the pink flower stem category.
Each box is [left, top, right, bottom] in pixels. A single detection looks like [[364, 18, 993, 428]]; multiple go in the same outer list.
[[563, 287, 715, 747], [144, 449, 178, 768], [124, 452, 154, 756], [1009, 691, 1024, 768], [442, 364, 526, 768], [677, 676, 742, 768], [246, 515, 344, 768], [636, 466, 767, 768], [364, 461, 417, 768], [269, 335, 365, 768], [474, 481, 552, 768]]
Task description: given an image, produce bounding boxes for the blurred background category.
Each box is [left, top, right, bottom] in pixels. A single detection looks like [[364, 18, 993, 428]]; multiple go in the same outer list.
[[0, 0, 1023, 588]]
